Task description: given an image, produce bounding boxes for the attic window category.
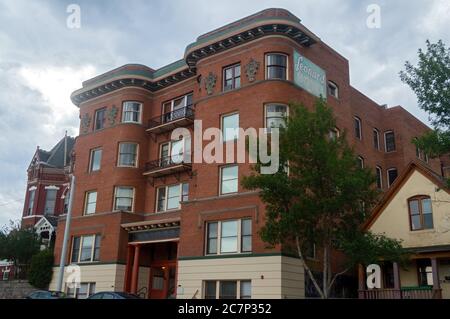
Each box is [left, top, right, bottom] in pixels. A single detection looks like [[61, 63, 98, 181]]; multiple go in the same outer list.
[[408, 196, 433, 231]]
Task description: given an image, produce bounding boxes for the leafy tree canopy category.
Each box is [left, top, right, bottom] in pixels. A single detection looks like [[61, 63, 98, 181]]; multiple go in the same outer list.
[[243, 99, 406, 298]]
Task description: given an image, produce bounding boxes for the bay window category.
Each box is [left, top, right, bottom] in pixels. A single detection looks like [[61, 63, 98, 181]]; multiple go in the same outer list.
[[266, 53, 287, 80], [221, 113, 239, 142], [118, 142, 138, 167], [122, 101, 142, 123]]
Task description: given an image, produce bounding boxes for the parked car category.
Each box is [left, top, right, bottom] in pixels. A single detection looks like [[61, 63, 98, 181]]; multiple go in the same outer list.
[[87, 292, 142, 299], [26, 290, 70, 299]]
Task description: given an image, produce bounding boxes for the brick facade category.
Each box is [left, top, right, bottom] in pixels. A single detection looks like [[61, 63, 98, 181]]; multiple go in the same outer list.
[[50, 8, 443, 299]]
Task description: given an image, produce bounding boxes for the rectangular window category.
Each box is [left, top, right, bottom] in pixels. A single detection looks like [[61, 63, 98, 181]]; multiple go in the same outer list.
[[266, 53, 287, 80], [329, 128, 340, 141], [417, 260, 433, 287], [387, 168, 398, 188], [223, 64, 241, 91], [373, 129, 380, 150], [354, 117, 362, 140], [204, 281, 217, 299], [203, 280, 251, 299], [265, 104, 288, 133], [118, 143, 138, 167], [376, 166, 383, 189], [44, 189, 57, 215], [162, 93, 193, 123], [84, 191, 97, 215], [114, 186, 134, 212], [206, 219, 252, 255], [220, 281, 237, 299], [220, 165, 238, 195], [28, 189, 35, 215], [385, 131, 396, 152], [159, 139, 186, 167], [156, 183, 188, 212], [94, 108, 106, 131], [66, 282, 96, 299], [122, 101, 142, 123], [222, 113, 239, 142], [71, 235, 100, 263], [89, 148, 102, 172], [409, 197, 433, 231], [63, 193, 70, 214], [327, 81, 339, 99]]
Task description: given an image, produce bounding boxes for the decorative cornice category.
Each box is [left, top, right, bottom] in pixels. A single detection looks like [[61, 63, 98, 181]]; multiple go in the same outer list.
[[71, 9, 318, 107]]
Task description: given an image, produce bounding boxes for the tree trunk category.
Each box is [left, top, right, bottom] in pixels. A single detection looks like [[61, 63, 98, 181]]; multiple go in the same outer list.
[[295, 236, 324, 299]]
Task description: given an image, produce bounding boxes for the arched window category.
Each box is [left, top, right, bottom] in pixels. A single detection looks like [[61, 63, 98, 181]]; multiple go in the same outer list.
[[408, 196, 433, 231]]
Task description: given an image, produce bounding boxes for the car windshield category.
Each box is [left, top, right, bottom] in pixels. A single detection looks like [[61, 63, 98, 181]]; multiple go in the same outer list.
[[114, 292, 141, 299]]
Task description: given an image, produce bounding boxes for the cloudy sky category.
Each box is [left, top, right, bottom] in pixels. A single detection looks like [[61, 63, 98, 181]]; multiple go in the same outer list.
[[0, 0, 449, 227]]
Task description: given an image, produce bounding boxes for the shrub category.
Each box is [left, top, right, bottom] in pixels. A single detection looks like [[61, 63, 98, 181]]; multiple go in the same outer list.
[[28, 249, 54, 289]]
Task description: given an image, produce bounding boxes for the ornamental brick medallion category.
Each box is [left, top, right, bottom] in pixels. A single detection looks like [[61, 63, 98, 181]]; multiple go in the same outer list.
[[245, 58, 260, 82], [204, 72, 217, 95], [108, 105, 118, 126], [81, 113, 91, 134]]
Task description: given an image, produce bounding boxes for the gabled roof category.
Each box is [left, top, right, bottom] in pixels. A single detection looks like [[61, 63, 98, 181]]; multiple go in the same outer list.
[[364, 161, 449, 230], [29, 135, 75, 170]]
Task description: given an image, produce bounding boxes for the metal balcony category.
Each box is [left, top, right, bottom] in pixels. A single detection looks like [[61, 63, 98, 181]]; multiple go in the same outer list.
[[147, 106, 194, 134], [143, 154, 192, 178]]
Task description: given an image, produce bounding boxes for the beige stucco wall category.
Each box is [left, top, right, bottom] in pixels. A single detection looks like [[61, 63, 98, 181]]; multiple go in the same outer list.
[[48, 264, 149, 296], [176, 255, 304, 299], [369, 170, 450, 248]]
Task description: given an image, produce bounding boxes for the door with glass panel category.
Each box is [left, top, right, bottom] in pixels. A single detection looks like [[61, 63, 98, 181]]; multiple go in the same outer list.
[[149, 264, 177, 299]]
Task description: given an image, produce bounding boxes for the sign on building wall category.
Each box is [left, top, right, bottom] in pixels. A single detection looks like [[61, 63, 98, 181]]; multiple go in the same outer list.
[[293, 50, 327, 98]]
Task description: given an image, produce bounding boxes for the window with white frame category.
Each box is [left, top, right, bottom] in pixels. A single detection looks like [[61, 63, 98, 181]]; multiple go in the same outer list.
[[114, 186, 134, 212], [156, 183, 189, 212], [118, 142, 138, 167], [384, 131, 396, 152], [122, 101, 142, 123], [204, 280, 251, 299], [387, 168, 398, 188], [373, 129, 380, 150], [63, 192, 70, 214], [28, 189, 35, 215], [376, 166, 383, 189], [265, 104, 288, 133], [89, 148, 102, 172], [221, 113, 239, 142], [328, 81, 339, 98], [206, 219, 252, 255], [44, 189, 57, 215], [162, 93, 193, 123], [70, 234, 100, 263], [84, 191, 97, 215], [223, 64, 241, 91], [266, 53, 287, 80], [220, 165, 238, 195], [66, 282, 96, 299], [159, 139, 187, 166], [354, 116, 362, 140]]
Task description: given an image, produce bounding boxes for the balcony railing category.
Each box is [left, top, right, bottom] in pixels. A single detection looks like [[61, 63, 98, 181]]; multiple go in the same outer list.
[[359, 287, 442, 299], [147, 106, 194, 134], [144, 154, 192, 178]]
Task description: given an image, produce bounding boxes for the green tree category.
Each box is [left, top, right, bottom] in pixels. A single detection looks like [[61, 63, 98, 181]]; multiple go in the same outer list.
[[242, 100, 406, 298], [28, 249, 54, 289], [0, 221, 40, 278], [400, 40, 450, 160]]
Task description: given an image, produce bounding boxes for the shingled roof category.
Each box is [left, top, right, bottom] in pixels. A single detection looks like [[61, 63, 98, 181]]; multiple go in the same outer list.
[[31, 135, 75, 169]]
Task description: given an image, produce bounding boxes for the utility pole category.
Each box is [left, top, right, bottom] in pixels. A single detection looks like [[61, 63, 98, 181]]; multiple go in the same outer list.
[[56, 174, 75, 292]]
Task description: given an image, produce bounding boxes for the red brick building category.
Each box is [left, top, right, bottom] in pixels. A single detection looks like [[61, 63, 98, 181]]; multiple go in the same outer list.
[[49, 8, 443, 299], [21, 135, 75, 247]]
